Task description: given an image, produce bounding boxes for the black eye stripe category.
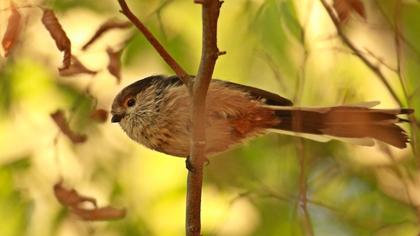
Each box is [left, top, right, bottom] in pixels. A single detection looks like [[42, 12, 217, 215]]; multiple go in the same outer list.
[[127, 98, 136, 107]]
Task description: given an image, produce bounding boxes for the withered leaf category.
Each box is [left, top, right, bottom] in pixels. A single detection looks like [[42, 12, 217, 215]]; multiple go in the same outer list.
[[72, 206, 127, 221], [2, 6, 21, 57], [106, 47, 123, 83], [90, 109, 108, 123], [50, 110, 87, 143], [42, 9, 71, 69], [59, 56, 97, 76], [333, 0, 366, 23], [54, 182, 97, 208], [82, 19, 131, 51], [53, 181, 126, 221]]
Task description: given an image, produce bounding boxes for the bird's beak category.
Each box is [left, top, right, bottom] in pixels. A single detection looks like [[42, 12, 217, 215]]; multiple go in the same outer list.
[[111, 113, 125, 123]]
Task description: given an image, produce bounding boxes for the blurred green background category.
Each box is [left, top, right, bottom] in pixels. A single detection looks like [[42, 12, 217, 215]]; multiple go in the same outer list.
[[1, 0, 420, 235]]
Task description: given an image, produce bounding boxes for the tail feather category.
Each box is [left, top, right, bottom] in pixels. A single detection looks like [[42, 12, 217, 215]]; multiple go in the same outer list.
[[272, 106, 413, 148]]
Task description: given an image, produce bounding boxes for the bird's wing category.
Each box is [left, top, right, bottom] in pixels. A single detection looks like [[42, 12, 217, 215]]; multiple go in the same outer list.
[[163, 76, 293, 106], [219, 80, 293, 106]]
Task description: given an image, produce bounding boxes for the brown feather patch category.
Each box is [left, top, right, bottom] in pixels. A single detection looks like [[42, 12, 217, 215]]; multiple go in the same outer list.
[[273, 106, 411, 148]]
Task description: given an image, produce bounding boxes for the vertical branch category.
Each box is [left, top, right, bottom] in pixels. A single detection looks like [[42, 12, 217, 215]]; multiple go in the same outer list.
[[392, 0, 419, 158], [117, 0, 223, 234], [372, 0, 420, 67], [394, 0, 409, 105], [186, 1, 222, 235], [296, 139, 314, 236], [292, 3, 314, 235], [293, 38, 309, 104], [293, 0, 313, 104], [394, 0, 405, 95], [383, 145, 420, 224]]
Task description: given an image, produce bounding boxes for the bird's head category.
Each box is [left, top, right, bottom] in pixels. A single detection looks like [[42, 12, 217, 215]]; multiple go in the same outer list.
[[111, 76, 163, 124]]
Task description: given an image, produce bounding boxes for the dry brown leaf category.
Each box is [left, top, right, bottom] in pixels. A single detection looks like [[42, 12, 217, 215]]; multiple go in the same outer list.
[[53, 181, 126, 221], [106, 47, 123, 83], [72, 206, 127, 221], [59, 56, 97, 76], [42, 9, 71, 69], [50, 110, 87, 143], [333, 0, 366, 23], [90, 109, 108, 123], [2, 6, 21, 57], [54, 182, 97, 208], [82, 19, 131, 50]]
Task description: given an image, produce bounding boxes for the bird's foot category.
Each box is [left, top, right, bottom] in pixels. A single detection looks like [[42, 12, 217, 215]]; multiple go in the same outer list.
[[185, 156, 195, 172], [185, 156, 210, 172]]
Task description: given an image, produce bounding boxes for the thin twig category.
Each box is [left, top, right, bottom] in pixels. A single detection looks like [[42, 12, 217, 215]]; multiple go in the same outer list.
[[293, 48, 309, 104], [323, 46, 398, 74], [373, 0, 420, 66], [319, 0, 402, 106], [186, 1, 223, 235], [393, 0, 409, 102], [257, 49, 288, 93], [296, 138, 314, 236], [153, 0, 175, 37], [391, 0, 419, 159], [293, 0, 312, 104], [291, 3, 314, 234], [117, 0, 191, 86], [380, 145, 418, 208], [363, 48, 397, 72]]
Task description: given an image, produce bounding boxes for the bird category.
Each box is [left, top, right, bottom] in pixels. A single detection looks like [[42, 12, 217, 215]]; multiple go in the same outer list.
[[111, 75, 413, 157]]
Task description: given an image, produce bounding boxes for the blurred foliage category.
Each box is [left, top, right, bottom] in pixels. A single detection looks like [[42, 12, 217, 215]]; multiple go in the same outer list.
[[0, 158, 32, 236], [0, 0, 420, 235], [50, 0, 115, 13], [0, 63, 14, 113]]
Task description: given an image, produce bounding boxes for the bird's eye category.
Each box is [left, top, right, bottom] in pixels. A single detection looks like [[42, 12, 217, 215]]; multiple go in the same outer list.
[[126, 98, 136, 107]]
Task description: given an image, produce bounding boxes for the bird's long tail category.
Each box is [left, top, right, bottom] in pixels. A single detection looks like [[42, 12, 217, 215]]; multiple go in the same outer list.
[[269, 105, 413, 148]]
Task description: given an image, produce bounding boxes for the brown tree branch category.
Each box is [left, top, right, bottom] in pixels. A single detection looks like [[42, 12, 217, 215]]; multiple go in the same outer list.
[[186, 1, 222, 235], [117, 0, 191, 86], [117, 0, 222, 235], [319, 0, 402, 107]]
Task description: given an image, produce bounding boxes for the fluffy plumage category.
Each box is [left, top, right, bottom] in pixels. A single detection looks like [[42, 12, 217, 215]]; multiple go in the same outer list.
[[111, 75, 413, 157]]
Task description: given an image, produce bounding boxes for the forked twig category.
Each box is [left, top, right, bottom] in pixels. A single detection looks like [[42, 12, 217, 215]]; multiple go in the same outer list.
[[118, 0, 191, 86]]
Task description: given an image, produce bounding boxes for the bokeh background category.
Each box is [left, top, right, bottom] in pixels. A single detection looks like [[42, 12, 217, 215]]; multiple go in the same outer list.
[[1, 0, 420, 235]]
